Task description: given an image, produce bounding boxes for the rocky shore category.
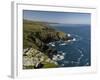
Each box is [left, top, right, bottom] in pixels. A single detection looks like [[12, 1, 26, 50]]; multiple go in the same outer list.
[[23, 20, 73, 69], [23, 48, 58, 69]]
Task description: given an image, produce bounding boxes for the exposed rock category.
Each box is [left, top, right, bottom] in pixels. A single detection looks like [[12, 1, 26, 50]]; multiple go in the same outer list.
[[23, 48, 58, 69], [23, 20, 73, 69]]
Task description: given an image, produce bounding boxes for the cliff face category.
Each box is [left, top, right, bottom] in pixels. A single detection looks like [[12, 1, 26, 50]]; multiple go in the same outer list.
[[23, 48, 58, 69], [23, 20, 67, 48], [23, 20, 68, 69]]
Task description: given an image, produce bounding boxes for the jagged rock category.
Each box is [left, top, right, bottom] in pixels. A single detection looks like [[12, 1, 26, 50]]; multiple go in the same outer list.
[[23, 20, 73, 69], [23, 48, 58, 69]]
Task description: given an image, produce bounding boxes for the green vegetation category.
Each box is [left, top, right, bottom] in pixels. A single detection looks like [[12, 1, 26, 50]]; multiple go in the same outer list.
[[23, 20, 67, 49], [23, 65, 34, 69], [23, 19, 68, 69], [43, 62, 58, 68]]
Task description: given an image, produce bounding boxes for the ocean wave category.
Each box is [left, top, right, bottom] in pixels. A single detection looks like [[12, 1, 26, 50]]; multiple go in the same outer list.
[[52, 54, 64, 61], [71, 34, 82, 41], [47, 33, 89, 67]]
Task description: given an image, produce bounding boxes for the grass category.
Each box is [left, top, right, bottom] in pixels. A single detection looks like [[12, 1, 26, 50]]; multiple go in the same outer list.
[[23, 19, 67, 69], [23, 65, 34, 69], [43, 62, 58, 68]]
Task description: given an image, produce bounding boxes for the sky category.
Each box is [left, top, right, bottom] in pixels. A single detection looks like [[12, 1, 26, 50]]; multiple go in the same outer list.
[[23, 10, 91, 24]]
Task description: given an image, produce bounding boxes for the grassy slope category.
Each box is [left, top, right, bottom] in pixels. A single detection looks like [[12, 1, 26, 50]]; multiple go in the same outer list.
[[24, 20, 54, 48], [23, 19, 67, 49], [23, 20, 61, 69]]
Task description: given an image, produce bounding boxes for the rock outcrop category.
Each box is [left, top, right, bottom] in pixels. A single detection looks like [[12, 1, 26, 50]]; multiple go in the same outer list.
[[23, 48, 58, 69], [23, 20, 72, 69]]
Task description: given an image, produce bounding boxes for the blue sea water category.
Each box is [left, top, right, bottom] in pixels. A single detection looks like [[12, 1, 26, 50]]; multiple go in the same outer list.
[[49, 24, 91, 67]]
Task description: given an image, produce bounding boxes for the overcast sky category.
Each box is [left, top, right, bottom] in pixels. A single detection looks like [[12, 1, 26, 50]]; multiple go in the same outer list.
[[23, 10, 91, 24]]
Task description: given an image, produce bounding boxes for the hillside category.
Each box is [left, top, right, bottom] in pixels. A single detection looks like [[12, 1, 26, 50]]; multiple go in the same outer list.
[[23, 19, 69, 69]]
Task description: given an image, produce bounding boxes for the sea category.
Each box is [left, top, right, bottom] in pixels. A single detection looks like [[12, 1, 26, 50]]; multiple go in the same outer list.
[[49, 24, 91, 67]]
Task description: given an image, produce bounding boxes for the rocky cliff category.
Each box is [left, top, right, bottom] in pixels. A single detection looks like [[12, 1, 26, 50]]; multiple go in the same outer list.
[[23, 20, 70, 69]]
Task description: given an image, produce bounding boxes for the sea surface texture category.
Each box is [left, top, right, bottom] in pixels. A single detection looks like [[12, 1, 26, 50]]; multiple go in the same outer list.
[[48, 24, 91, 67]]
